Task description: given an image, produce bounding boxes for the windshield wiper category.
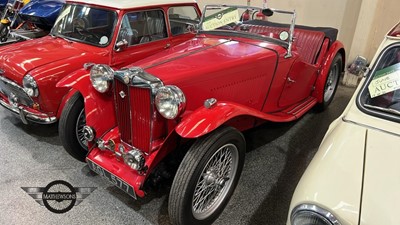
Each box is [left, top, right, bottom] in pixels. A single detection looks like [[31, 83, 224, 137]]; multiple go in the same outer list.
[[50, 33, 72, 43]]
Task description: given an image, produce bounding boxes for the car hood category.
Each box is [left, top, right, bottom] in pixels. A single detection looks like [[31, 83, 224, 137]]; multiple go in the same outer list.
[[138, 36, 282, 84], [288, 120, 366, 225], [359, 128, 400, 225], [134, 36, 282, 110], [0, 36, 92, 83]]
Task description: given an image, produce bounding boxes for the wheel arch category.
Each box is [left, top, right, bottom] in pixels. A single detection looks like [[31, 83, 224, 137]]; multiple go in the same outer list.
[[313, 41, 346, 103], [56, 88, 80, 118]]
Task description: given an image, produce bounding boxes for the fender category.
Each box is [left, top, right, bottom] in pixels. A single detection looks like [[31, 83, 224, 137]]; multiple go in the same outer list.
[[55, 68, 89, 118], [56, 88, 79, 118], [56, 68, 117, 140], [312, 41, 346, 103], [176, 101, 297, 138], [56, 68, 90, 90]]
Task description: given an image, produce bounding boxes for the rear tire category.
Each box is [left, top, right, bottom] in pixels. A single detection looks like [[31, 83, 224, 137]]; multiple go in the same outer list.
[[168, 126, 246, 225], [59, 92, 88, 162], [316, 54, 342, 111]]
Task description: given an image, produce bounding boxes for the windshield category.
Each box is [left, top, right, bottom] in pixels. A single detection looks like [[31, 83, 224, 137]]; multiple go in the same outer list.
[[198, 5, 294, 44], [358, 44, 400, 122], [51, 4, 117, 47]]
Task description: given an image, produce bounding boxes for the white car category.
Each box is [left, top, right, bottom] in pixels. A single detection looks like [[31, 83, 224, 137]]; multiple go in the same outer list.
[[287, 21, 400, 225]]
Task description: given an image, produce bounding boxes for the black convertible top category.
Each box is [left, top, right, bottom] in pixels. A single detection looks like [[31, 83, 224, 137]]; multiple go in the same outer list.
[[243, 20, 338, 43]]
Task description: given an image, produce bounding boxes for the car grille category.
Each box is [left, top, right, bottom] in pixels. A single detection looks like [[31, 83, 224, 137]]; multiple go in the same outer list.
[[114, 79, 152, 152], [0, 76, 33, 107]]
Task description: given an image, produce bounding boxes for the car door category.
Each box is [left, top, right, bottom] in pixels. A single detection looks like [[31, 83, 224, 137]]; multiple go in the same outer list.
[[278, 59, 319, 107]]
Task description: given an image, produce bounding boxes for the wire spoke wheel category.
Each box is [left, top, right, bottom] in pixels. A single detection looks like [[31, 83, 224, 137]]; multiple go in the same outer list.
[[75, 108, 88, 150], [169, 126, 245, 225], [192, 143, 238, 220], [59, 92, 88, 161]]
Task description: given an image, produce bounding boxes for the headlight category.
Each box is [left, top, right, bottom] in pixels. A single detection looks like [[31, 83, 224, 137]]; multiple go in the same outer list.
[[22, 74, 39, 97], [155, 85, 186, 119], [90, 64, 114, 93], [291, 204, 341, 225]]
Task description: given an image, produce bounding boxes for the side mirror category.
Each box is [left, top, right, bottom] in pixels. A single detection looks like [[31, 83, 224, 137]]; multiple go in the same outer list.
[[347, 55, 368, 76], [115, 39, 128, 52], [262, 8, 274, 17]]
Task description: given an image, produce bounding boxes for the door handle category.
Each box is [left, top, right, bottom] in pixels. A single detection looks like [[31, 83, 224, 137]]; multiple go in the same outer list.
[[164, 43, 171, 49], [287, 77, 296, 83]]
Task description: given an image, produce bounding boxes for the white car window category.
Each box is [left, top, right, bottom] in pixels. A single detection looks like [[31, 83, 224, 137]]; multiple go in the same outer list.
[[359, 45, 400, 120]]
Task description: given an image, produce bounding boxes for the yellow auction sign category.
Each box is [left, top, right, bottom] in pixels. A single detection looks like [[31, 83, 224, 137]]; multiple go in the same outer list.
[[368, 63, 400, 98], [202, 8, 239, 31]]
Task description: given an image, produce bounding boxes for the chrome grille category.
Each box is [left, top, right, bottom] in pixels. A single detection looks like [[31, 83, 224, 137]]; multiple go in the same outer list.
[[0, 76, 33, 106], [114, 79, 152, 152], [114, 79, 132, 144]]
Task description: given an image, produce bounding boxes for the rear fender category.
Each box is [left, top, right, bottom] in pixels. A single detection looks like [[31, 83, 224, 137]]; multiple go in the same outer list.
[[313, 41, 346, 103], [176, 101, 296, 138], [56, 68, 116, 140]]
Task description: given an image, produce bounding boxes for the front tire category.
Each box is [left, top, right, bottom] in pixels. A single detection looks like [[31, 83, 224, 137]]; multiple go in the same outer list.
[[59, 92, 88, 161], [316, 54, 343, 111], [169, 126, 246, 225]]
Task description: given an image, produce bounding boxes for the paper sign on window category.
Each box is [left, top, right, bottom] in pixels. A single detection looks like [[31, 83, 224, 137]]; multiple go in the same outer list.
[[368, 63, 400, 98], [202, 8, 239, 31]]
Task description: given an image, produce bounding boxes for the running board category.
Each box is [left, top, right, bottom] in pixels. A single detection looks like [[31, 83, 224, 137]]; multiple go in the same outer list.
[[269, 97, 318, 120]]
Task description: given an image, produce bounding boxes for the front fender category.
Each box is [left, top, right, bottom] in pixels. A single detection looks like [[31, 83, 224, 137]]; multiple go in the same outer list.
[[313, 41, 346, 102], [176, 101, 296, 138], [57, 68, 117, 140]]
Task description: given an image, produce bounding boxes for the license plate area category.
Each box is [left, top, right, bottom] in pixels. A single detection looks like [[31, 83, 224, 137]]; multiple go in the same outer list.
[[87, 159, 137, 199]]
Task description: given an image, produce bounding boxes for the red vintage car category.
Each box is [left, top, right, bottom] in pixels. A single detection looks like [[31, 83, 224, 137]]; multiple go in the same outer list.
[[0, 0, 201, 157], [74, 5, 345, 225]]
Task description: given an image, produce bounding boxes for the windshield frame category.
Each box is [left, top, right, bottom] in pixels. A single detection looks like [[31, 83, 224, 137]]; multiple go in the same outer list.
[[356, 42, 400, 123], [198, 4, 296, 57], [50, 3, 118, 48]]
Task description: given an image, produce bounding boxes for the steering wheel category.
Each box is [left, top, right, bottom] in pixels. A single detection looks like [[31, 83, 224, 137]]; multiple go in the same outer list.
[[72, 18, 100, 41]]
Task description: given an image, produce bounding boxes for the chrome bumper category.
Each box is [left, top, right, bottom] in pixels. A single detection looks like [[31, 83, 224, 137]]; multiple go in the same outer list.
[[0, 97, 57, 124]]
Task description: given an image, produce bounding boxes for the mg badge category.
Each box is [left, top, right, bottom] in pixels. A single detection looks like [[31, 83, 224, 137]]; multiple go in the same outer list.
[[8, 92, 18, 108], [119, 91, 126, 99], [123, 73, 130, 84]]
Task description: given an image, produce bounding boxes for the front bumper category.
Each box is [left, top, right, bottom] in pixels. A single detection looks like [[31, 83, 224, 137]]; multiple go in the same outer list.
[[0, 75, 57, 124], [86, 147, 146, 198], [0, 93, 57, 124]]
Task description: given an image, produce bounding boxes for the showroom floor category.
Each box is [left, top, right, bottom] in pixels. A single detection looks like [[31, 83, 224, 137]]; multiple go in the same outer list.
[[0, 85, 356, 225]]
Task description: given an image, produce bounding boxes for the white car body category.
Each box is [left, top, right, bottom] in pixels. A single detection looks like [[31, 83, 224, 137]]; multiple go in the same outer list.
[[287, 22, 400, 225]]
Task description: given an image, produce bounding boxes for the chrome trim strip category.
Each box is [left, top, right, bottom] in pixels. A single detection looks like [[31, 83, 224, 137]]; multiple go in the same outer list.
[[342, 116, 400, 137], [0, 75, 26, 94], [291, 203, 342, 225], [0, 98, 57, 124]]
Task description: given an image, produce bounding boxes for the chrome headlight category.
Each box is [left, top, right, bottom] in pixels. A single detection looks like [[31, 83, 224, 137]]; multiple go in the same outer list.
[[90, 64, 114, 93], [155, 85, 186, 119], [291, 204, 341, 225], [22, 74, 39, 97]]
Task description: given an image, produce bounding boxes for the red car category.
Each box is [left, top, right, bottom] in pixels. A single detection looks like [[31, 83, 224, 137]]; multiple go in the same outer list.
[[0, 0, 201, 157], [75, 5, 345, 225]]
